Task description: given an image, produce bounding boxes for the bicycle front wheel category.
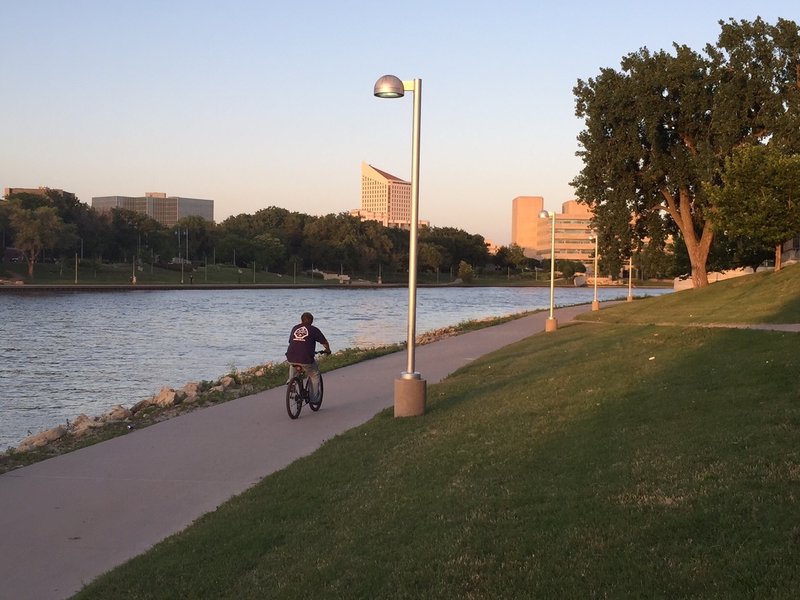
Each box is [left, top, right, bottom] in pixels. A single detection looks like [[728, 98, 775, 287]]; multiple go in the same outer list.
[[309, 373, 324, 411], [286, 378, 302, 419]]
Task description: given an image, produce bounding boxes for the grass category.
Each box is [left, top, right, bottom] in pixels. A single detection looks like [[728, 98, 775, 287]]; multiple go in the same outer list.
[[578, 262, 800, 325], [71, 267, 800, 599], [0, 261, 330, 286], [1, 259, 668, 288]]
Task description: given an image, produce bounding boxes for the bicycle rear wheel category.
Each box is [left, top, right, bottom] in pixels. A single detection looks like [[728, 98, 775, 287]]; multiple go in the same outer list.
[[286, 378, 302, 419], [309, 373, 324, 411]]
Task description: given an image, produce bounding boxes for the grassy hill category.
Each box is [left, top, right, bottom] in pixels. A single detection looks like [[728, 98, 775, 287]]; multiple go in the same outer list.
[[579, 263, 800, 325], [74, 267, 800, 599]]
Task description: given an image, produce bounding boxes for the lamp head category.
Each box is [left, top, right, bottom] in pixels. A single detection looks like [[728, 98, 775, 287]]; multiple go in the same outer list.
[[539, 210, 550, 219], [374, 74, 405, 98]]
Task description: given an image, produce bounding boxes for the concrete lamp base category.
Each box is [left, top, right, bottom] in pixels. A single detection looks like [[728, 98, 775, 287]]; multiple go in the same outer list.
[[394, 376, 426, 417], [545, 317, 558, 332], [591, 300, 600, 311]]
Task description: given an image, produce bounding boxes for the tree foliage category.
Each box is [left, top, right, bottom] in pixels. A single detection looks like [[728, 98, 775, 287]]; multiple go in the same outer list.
[[573, 17, 800, 288], [2, 193, 518, 281], [708, 145, 800, 271], [7, 202, 66, 277], [457, 260, 475, 283]]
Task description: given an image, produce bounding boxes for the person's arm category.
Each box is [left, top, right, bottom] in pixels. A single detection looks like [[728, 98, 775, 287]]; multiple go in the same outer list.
[[318, 329, 331, 354]]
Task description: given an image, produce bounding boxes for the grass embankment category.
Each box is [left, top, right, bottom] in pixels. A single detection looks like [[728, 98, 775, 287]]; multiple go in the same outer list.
[[579, 265, 800, 325], [74, 266, 800, 599]]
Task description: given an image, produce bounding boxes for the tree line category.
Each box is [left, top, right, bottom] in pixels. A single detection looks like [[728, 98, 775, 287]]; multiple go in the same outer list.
[[0, 190, 540, 280]]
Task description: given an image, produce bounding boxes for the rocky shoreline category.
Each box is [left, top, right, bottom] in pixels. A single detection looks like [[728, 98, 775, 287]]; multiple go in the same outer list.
[[8, 365, 272, 456]]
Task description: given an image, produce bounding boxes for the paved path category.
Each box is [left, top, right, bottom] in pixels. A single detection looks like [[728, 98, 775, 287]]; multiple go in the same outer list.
[[0, 305, 595, 600]]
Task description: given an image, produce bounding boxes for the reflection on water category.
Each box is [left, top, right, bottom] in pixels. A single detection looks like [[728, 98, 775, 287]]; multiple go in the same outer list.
[[0, 286, 670, 448]]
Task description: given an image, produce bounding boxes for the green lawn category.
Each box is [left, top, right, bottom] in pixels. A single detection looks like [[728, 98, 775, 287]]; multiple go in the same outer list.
[[579, 263, 800, 325], [0, 261, 328, 286], [73, 267, 800, 599]]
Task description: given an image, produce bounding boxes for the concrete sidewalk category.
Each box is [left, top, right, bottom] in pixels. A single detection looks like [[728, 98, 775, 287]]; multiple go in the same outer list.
[[0, 305, 590, 600]]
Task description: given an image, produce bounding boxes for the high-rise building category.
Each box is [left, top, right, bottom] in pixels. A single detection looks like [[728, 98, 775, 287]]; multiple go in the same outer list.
[[92, 192, 214, 227], [512, 196, 595, 266], [350, 162, 414, 228]]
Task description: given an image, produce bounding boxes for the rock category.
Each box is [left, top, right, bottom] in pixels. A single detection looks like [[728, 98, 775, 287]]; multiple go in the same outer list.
[[220, 376, 237, 388], [104, 404, 132, 422], [70, 414, 100, 437], [153, 387, 178, 408], [182, 382, 201, 403], [131, 397, 154, 414], [17, 425, 67, 452]]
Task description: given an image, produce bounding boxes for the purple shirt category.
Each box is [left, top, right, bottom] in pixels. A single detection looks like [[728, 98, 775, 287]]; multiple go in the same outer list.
[[286, 323, 328, 364]]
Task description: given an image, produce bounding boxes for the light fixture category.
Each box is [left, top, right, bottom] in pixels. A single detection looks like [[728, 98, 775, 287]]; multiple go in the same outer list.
[[591, 232, 599, 311], [374, 74, 426, 416], [539, 210, 558, 332]]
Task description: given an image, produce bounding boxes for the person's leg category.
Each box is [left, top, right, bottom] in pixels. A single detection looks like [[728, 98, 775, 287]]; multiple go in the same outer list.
[[304, 361, 322, 403]]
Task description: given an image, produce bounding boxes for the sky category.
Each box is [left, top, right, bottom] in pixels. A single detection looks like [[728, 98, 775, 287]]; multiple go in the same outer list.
[[1, 1, 796, 246]]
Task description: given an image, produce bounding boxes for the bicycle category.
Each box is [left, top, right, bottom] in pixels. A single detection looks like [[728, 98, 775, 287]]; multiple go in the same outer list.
[[286, 350, 329, 419]]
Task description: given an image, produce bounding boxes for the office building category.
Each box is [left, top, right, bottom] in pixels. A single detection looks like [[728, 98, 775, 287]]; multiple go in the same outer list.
[[4, 187, 76, 201], [92, 192, 214, 227], [350, 162, 421, 229], [512, 196, 595, 266]]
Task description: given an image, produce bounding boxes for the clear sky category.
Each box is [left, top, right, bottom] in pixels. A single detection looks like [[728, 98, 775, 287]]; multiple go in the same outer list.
[[2, 1, 796, 245]]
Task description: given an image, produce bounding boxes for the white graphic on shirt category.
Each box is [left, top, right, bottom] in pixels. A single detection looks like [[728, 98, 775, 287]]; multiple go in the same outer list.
[[292, 326, 310, 341]]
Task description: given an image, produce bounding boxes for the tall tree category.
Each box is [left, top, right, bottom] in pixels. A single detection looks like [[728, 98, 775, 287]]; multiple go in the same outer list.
[[8, 203, 66, 277], [708, 145, 800, 271], [573, 17, 800, 288]]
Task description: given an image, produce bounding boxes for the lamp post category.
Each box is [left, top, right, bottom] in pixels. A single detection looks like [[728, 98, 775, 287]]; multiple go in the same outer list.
[[539, 210, 558, 332], [175, 229, 184, 284], [627, 254, 633, 302], [590, 233, 600, 311], [374, 74, 426, 417]]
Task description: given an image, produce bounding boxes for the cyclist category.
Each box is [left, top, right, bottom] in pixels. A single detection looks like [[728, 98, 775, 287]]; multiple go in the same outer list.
[[285, 312, 330, 404]]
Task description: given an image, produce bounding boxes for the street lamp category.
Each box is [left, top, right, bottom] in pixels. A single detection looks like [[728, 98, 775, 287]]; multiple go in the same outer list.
[[539, 210, 558, 332], [627, 254, 634, 302], [175, 229, 184, 284], [590, 232, 600, 311], [374, 74, 426, 417]]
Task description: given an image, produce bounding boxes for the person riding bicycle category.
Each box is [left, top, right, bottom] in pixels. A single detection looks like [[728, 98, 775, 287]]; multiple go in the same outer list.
[[286, 312, 330, 404]]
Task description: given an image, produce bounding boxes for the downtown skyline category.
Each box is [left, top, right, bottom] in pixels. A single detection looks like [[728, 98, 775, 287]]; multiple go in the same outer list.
[[2, 1, 796, 245]]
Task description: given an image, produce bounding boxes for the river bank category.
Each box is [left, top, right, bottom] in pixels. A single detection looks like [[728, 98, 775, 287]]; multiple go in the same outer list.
[[0, 318, 490, 473], [0, 286, 673, 450]]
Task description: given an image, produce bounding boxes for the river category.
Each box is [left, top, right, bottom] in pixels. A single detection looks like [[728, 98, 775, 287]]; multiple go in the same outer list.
[[0, 286, 671, 449]]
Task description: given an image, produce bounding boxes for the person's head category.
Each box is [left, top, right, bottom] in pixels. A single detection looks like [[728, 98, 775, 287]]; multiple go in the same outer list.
[[301, 312, 314, 325]]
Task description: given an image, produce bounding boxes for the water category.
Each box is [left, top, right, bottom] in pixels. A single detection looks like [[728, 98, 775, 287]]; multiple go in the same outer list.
[[0, 286, 670, 448]]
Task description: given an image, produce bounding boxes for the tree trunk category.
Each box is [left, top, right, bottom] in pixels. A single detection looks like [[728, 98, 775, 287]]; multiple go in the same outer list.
[[662, 186, 712, 288], [775, 243, 782, 272], [688, 247, 710, 288]]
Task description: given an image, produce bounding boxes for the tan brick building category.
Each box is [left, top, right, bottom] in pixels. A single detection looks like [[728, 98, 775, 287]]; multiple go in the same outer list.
[[350, 162, 426, 229], [512, 196, 595, 265]]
